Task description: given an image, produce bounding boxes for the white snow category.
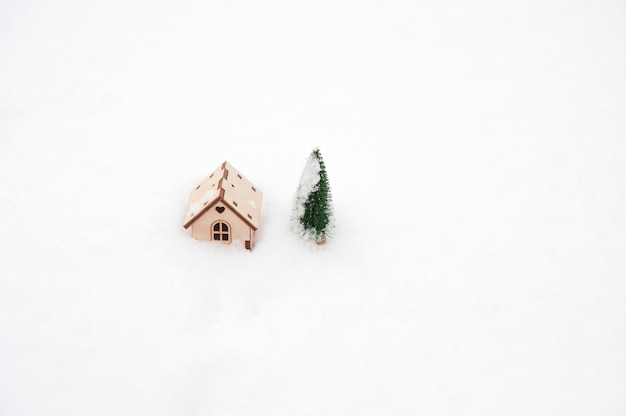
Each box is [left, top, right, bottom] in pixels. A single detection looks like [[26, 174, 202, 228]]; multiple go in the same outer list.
[[186, 202, 201, 218], [201, 189, 216, 205], [186, 188, 216, 218], [2, 1, 626, 415]]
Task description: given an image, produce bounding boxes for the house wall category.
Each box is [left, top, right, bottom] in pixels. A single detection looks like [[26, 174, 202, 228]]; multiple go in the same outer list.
[[191, 204, 253, 248]]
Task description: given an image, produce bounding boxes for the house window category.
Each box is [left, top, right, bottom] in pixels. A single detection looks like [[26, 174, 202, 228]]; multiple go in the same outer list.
[[212, 221, 230, 242]]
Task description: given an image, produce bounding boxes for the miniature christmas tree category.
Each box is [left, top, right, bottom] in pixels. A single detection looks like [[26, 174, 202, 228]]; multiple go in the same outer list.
[[291, 147, 334, 244]]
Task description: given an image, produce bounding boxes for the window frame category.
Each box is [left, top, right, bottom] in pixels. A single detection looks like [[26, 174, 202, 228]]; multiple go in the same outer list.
[[212, 221, 230, 242]]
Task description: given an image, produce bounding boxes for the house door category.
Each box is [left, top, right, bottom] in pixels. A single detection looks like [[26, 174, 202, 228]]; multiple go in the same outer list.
[[212, 221, 230, 243]]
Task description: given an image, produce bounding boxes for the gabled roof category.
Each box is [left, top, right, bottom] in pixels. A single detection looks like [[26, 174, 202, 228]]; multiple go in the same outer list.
[[183, 161, 262, 230]]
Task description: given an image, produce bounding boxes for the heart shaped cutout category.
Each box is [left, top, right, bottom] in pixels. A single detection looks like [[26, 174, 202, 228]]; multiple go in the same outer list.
[[216, 206, 225, 213]]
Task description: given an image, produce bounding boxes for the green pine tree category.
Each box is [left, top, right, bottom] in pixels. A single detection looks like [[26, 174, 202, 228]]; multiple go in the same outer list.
[[292, 148, 334, 243]]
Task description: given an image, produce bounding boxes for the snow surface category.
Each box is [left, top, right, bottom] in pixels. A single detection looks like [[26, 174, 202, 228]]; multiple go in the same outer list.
[[1, 0, 626, 415]]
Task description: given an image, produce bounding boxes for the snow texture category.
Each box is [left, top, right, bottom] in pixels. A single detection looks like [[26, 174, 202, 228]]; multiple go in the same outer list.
[[1, 1, 626, 415], [186, 202, 201, 218], [187, 189, 215, 219], [290, 150, 321, 240], [201, 189, 216, 205]]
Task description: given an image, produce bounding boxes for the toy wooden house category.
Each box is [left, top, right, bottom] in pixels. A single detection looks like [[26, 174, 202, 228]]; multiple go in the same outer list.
[[183, 162, 262, 250]]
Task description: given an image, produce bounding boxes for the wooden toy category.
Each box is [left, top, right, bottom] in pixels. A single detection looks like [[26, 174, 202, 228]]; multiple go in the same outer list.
[[183, 162, 262, 251]]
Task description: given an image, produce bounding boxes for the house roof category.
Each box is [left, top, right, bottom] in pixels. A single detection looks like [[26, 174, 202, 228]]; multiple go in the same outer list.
[[183, 161, 262, 230]]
